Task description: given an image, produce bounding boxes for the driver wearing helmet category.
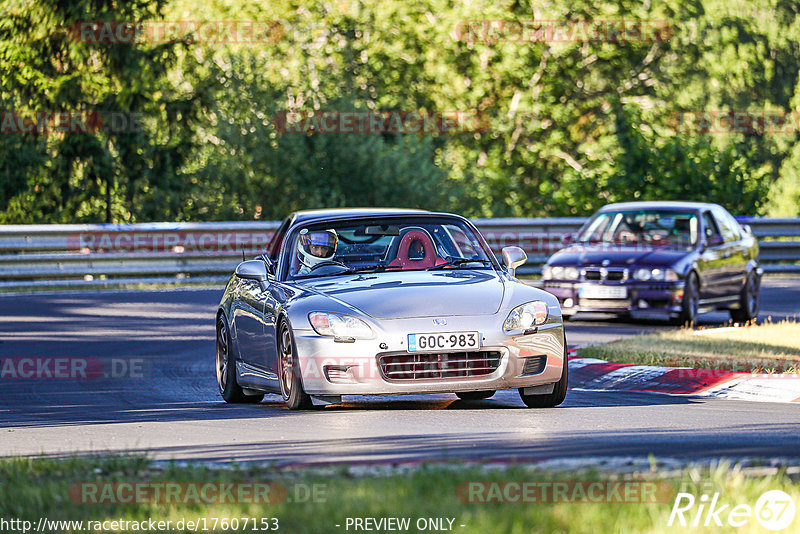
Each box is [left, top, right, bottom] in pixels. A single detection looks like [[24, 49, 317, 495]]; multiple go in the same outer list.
[[297, 228, 338, 275]]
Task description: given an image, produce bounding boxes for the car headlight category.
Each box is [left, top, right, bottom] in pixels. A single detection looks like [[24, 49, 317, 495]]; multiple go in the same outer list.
[[545, 266, 578, 280], [633, 268, 678, 282], [504, 301, 549, 332], [308, 312, 373, 339]]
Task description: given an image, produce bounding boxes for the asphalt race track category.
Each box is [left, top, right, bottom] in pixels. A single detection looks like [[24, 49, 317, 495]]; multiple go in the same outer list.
[[1, 279, 799, 466]]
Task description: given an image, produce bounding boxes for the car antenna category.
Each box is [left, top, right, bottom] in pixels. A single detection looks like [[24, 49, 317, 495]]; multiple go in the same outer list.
[[241, 245, 246, 262]]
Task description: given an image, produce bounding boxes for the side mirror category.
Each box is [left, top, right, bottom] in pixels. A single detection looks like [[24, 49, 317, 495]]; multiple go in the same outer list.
[[561, 232, 577, 246], [742, 224, 753, 236], [501, 246, 528, 277], [235, 260, 268, 283]]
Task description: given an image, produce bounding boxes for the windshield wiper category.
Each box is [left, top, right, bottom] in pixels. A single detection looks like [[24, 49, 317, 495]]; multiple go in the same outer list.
[[341, 265, 388, 275], [427, 258, 492, 270]]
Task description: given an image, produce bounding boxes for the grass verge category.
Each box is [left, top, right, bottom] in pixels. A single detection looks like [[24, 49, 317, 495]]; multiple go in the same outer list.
[[576, 321, 800, 373], [1, 455, 798, 533]]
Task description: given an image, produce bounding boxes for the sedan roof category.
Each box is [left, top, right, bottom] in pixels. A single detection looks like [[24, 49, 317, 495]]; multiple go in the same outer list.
[[598, 201, 720, 212]]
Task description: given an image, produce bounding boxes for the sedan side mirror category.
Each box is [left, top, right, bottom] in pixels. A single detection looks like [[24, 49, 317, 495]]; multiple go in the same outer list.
[[561, 232, 577, 246], [501, 246, 528, 277], [742, 224, 753, 236], [235, 260, 269, 283]]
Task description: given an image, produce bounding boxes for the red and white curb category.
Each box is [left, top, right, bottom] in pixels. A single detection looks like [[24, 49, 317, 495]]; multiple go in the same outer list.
[[566, 348, 800, 403]]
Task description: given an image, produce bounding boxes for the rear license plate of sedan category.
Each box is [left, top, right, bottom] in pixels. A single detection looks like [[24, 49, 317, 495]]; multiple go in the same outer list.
[[579, 285, 627, 299], [407, 332, 480, 352]]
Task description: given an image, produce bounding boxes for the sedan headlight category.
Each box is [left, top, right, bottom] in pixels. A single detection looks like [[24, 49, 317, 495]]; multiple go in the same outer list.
[[633, 268, 679, 282], [504, 301, 549, 332], [563, 267, 580, 280], [545, 266, 579, 280], [308, 312, 373, 339]]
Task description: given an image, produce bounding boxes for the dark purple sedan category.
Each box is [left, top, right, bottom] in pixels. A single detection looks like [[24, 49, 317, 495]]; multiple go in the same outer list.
[[541, 201, 762, 324]]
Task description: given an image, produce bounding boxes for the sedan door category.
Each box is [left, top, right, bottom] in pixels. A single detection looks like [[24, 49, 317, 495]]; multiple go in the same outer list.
[[697, 211, 728, 300], [711, 206, 748, 298]]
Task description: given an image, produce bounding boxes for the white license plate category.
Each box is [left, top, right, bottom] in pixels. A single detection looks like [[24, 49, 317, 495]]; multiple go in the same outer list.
[[407, 331, 480, 352], [579, 285, 628, 299]]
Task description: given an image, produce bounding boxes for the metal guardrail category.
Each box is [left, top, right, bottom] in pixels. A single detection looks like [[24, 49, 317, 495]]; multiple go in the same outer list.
[[0, 217, 798, 289]]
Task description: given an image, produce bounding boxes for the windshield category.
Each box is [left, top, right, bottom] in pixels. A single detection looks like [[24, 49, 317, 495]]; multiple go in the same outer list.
[[287, 217, 494, 279], [577, 210, 700, 247]]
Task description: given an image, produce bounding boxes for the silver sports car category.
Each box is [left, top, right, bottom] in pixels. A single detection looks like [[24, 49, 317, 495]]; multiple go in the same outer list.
[[216, 209, 567, 409]]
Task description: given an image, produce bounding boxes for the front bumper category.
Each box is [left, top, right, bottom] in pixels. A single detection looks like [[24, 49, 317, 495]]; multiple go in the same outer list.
[[542, 281, 685, 318], [292, 316, 565, 396]]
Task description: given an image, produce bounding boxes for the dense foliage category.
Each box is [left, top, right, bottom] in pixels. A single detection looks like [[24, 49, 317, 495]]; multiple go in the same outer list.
[[1, 0, 799, 223]]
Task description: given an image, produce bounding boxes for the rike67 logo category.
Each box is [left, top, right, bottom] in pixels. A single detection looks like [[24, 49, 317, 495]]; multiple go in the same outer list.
[[669, 490, 796, 531]]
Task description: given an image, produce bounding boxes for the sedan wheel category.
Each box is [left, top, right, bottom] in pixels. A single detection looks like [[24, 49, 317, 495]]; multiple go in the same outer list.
[[216, 315, 264, 404], [278, 320, 312, 410], [730, 272, 760, 323], [676, 272, 699, 326]]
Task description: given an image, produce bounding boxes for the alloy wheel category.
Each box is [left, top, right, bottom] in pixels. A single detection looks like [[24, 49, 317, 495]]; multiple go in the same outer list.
[[279, 324, 294, 398], [216, 317, 229, 393]]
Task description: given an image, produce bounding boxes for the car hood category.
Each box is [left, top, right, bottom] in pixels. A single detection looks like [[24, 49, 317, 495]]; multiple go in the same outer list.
[[299, 270, 505, 319], [549, 244, 691, 268]]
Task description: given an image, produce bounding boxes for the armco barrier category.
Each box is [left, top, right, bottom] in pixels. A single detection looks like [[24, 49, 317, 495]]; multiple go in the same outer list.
[[0, 217, 798, 289]]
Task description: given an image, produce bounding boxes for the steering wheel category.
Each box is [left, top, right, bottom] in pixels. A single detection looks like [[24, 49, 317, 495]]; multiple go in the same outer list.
[[308, 260, 347, 272]]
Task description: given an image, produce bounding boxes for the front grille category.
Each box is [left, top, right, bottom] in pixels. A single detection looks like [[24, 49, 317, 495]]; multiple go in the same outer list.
[[378, 351, 502, 381], [584, 270, 602, 281], [521, 355, 547, 376], [606, 270, 626, 281], [582, 267, 628, 282]]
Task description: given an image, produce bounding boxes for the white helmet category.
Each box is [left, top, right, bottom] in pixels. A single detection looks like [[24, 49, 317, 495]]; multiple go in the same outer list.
[[298, 228, 338, 270]]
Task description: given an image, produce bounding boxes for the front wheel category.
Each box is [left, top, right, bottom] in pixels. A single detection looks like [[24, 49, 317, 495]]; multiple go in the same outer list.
[[730, 271, 760, 323], [278, 319, 312, 410], [519, 339, 568, 408], [216, 315, 264, 404], [676, 272, 699, 326], [456, 390, 495, 401]]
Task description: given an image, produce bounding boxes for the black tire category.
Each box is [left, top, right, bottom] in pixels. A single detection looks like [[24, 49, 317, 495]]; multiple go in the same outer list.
[[676, 272, 699, 326], [519, 338, 568, 408], [278, 319, 312, 410], [730, 271, 760, 323], [455, 390, 495, 401], [216, 315, 264, 404]]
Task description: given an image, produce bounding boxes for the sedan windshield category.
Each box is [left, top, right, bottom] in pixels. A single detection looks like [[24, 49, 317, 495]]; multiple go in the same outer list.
[[577, 210, 699, 247], [288, 217, 494, 279]]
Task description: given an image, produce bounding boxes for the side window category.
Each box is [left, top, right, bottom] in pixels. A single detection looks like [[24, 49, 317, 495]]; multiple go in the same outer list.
[[703, 212, 721, 242], [580, 214, 611, 242], [711, 207, 738, 242], [444, 225, 478, 258]]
